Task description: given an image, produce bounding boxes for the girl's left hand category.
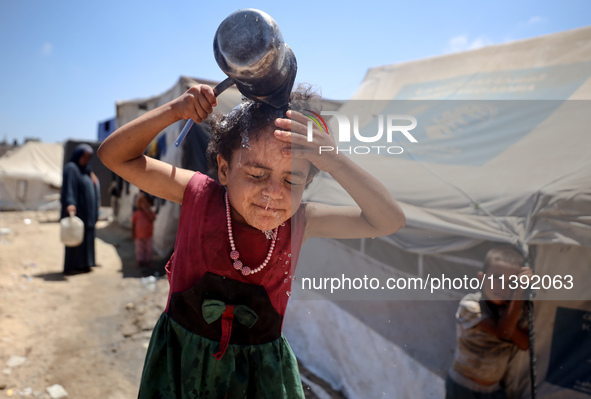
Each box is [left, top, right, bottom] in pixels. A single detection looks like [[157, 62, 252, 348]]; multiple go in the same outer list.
[[274, 110, 340, 173]]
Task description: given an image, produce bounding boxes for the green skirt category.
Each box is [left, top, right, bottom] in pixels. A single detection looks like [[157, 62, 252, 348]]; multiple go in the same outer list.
[[138, 312, 305, 399]]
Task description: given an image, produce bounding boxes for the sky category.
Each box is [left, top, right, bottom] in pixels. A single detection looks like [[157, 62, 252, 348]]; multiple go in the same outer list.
[[0, 0, 589, 145]]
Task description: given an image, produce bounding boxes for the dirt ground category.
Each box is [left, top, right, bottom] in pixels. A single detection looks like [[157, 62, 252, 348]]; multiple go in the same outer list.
[[0, 210, 344, 399]]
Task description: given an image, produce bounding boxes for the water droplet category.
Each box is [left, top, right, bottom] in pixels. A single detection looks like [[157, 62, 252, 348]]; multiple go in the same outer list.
[[240, 131, 250, 149], [284, 278, 289, 283], [288, 254, 291, 258], [286, 291, 291, 297], [237, 147, 243, 168], [307, 309, 311, 314], [285, 271, 288, 274]]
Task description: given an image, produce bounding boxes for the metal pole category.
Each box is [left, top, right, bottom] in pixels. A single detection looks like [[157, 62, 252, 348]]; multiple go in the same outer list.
[[527, 295, 537, 399], [523, 247, 537, 399]]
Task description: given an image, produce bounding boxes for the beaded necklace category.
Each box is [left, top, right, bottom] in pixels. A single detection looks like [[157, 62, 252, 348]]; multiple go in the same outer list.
[[225, 192, 278, 276]]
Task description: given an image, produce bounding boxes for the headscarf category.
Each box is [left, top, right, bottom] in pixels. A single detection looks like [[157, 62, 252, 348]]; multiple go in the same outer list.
[[69, 144, 94, 174]]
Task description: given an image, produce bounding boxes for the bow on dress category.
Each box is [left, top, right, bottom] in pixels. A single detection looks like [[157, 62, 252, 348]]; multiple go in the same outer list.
[[202, 299, 258, 360]]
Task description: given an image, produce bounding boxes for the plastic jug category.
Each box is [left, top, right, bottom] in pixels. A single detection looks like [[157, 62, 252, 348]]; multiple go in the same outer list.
[[60, 213, 84, 247]]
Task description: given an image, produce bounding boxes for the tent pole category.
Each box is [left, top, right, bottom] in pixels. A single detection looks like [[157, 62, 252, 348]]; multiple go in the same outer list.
[[527, 295, 537, 399], [523, 247, 537, 399]]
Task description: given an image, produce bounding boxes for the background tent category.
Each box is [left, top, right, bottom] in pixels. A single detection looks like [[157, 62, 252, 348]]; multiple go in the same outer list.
[[0, 141, 63, 210], [112, 76, 341, 259], [112, 76, 244, 258], [284, 26, 591, 398]]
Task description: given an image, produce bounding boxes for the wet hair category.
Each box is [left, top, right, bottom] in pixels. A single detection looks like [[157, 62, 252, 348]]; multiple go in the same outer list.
[[206, 84, 322, 183], [483, 246, 525, 273]]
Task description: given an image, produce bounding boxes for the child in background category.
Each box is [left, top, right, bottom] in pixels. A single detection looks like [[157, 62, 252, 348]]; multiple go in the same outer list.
[[446, 246, 533, 399], [98, 84, 406, 398], [131, 192, 156, 269]]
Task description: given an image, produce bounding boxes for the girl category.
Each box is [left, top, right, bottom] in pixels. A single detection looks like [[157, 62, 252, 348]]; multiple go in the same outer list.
[[131, 192, 156, 269], [98, 84, 406, 398]]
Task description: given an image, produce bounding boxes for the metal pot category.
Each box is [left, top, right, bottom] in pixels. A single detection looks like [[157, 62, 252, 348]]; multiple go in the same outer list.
[[176, 9, 297, 147], [213, 8, 297, 108]]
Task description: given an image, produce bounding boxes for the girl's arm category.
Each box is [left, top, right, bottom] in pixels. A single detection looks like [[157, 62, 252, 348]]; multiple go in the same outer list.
[[275, 110, 406, 241], [97, 85, 217, 204], [476, 301, 529, 350]]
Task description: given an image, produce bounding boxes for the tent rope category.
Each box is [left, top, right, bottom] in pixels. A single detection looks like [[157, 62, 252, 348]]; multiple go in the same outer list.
[[527, 297, 537, 399], [522, 252, 538, 399]]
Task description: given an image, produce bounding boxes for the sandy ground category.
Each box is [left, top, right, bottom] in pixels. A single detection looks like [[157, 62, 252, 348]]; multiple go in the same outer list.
[[0, 210, 344, 399]]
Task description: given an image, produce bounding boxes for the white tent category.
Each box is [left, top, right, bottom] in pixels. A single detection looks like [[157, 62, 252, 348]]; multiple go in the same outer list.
[[284, 26, 591, 398], [0, 142, 63, 210]]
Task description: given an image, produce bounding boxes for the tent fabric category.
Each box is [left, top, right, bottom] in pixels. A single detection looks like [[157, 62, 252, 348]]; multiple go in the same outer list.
[[350, 27, 591, 102], [284, 290, 446, 399], [288, 26, 591, 399], [303, 26, 591, 254], [0, 142, 63, 210]]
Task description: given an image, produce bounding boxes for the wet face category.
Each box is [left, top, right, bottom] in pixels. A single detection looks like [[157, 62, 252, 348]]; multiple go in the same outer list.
[[479, 260, 522, 304], [218, 129, 312, 231]]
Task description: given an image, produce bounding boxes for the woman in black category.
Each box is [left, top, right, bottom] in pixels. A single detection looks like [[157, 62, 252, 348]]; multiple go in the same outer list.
[[60, 144, 100, 275]]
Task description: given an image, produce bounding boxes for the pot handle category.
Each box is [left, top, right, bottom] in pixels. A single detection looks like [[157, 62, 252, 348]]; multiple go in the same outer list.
[[175, 77, 235, 147]]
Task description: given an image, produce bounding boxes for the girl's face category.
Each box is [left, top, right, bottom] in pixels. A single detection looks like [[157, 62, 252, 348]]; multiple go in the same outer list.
[[137, 194, 147, 208], [218, 129, 312, 231]]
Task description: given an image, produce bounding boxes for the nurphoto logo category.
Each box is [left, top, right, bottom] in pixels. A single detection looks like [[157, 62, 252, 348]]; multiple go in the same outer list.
[[305, 110, 418, 155]]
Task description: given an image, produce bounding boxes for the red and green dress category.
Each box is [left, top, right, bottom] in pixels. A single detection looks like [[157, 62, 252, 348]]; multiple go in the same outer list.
[[138, 172, 306, 398]]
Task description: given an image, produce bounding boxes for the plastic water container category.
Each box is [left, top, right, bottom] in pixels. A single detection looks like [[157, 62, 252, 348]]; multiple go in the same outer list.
[[60, 214, 84, 247]]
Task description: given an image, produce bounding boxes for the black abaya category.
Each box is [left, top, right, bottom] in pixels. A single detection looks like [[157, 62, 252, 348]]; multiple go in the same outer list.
[[60, 145, 100, 273]]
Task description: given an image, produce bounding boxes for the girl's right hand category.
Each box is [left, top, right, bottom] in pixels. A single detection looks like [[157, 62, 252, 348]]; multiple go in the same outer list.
[[172, 84, 217, 124], [98, 83, 217, 205]]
